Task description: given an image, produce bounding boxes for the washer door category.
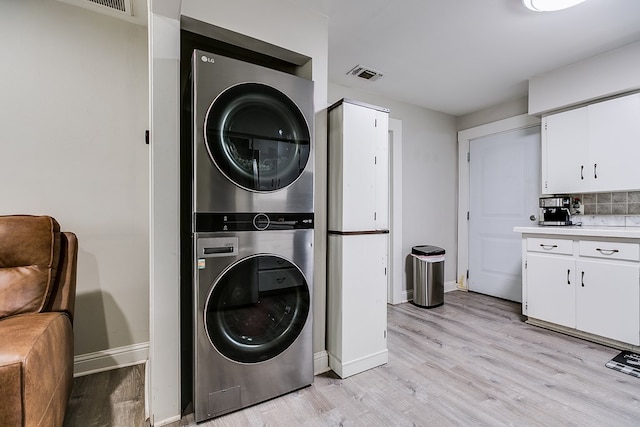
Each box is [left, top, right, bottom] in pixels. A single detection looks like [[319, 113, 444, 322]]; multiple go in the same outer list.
[[205, 254, 310, 363], [204, 83, 311, 192]]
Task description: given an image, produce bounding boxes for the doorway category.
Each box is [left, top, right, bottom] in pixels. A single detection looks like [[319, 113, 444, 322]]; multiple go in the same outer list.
[[388, 118, 403, 304], [457, 114, 541, 300]]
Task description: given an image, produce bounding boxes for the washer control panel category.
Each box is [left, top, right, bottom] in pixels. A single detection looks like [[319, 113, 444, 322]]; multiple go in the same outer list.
[[195, 212, 314, 232]]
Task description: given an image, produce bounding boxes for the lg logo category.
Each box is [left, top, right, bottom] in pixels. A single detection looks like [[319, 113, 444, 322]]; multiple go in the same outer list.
[[201, 55, 215, 64]]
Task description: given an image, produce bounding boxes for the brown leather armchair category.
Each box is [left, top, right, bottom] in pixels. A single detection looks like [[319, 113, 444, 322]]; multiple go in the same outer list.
[[0, 215, 78, 427]]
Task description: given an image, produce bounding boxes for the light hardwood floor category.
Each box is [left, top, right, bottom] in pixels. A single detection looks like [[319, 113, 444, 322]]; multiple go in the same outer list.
[[64, 291, 640, 426]]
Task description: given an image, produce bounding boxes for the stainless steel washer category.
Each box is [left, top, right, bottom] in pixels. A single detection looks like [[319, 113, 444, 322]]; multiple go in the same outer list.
[[192, 49, 314, 213], [193, 213, 313, 422]]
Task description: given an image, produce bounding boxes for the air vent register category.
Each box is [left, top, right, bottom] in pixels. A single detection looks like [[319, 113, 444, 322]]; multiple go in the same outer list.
[[347, 65, 384, 81]]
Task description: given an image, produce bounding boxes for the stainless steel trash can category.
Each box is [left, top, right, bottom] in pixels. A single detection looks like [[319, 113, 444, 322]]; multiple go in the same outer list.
[[411, 245, 445, 308]]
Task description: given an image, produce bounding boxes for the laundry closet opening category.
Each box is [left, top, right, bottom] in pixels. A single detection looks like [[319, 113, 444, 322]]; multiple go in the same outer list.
[[178, 18, 314, 418]]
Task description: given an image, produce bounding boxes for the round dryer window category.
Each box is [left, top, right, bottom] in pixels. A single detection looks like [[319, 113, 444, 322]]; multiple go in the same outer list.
[[204, 83, 311, 192], [204, 254, 310, 363]]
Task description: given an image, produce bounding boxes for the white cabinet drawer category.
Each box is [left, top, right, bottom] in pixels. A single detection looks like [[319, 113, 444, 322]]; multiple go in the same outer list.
[[579, 240, 640, 261], [527, 237, 573, 255]]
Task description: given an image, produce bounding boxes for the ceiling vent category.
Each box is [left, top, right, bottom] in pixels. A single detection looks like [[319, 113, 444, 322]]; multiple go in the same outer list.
[[57, 0, 133, 18], [347, 65, 384, 82]]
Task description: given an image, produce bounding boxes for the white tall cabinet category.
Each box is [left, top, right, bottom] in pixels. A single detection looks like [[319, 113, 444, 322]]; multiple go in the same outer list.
[[327, 99, 390, 378], [542, 92, 640, 194]]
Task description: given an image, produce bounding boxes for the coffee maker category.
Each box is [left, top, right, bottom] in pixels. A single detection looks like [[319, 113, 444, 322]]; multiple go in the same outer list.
[[539, 196, 572, 226]]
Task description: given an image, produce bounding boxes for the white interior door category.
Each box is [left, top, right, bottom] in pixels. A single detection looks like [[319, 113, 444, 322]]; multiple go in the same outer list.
[[469, 126, 540, 302]]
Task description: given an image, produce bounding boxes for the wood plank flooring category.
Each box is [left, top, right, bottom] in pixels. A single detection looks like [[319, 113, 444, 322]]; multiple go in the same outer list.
[[63, 291, 640, 426], [63, 363, 146, 427]]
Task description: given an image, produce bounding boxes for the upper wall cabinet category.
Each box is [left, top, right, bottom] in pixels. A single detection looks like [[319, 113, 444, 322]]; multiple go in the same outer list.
[[542, 93, 640, 195]]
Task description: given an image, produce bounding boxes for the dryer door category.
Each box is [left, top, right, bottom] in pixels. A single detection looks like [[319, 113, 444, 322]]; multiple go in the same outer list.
[[204, 83, 311, 192], [204, 254, 310, 363]]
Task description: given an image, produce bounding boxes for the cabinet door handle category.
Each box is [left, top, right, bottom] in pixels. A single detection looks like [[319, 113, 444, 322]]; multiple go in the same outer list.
[[539, 244, 558, 250], [567, 269, 571, 285], [596, 248, 619, 255], [581, 271, 585, 287], [580, 165, 584, 180], [594, 163, 598, 179]]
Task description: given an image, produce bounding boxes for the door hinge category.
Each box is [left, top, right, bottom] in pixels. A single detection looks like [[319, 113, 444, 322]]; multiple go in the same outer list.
[[467, 152, 470, 162], [384, 330, 387, 339], [525, 261, 527, 269], [466, 269, 469, 279], [384, 267, 387, 276], [145, 130, 150, 145], [374, 156, 377, 165], [467, 211, 470, 220], [374, 212, 377, 220], [375, 118, 377, 127]]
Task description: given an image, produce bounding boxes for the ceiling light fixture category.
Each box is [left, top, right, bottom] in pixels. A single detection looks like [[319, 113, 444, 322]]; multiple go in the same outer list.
[[522, 0, 587, 12]]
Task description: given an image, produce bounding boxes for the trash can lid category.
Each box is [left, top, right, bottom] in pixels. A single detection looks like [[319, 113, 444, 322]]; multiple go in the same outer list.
[[412, 245, 445, 256]]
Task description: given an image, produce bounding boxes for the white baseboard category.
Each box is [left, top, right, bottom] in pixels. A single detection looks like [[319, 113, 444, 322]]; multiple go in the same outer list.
[[74, 342, 149, 377], [314, 350, 330, 375], [445, 280, 457, 293], [152, 415, 181, 427], [328, 349, 388, 378]]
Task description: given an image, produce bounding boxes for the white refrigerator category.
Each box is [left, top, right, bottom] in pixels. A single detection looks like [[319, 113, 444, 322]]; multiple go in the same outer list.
[[326, 99, 390, 378]]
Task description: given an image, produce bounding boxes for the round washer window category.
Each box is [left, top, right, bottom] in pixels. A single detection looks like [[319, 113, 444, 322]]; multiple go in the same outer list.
[[204, 83, 311, 192], [204, 255, 310, 363]]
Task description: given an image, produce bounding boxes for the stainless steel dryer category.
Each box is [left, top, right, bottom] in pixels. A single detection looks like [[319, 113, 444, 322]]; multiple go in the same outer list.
[[193, 212, 313, 422], [192, 49, 314, 213]]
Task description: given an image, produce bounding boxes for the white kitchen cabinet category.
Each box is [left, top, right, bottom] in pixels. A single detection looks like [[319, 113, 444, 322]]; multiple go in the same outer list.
[[521, 232, 640, 347], [588, 93, 640, 192], [328, 99, 389, 232], [576, 259, 640, 345], [527, 253, 575, 328], [542, 92, 640, 194], [326, 233, 389, 378], [543, 107, 589, 194]]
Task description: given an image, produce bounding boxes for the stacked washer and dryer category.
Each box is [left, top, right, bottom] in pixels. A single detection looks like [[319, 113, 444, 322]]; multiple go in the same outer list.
[[189, 49, 314, 422]]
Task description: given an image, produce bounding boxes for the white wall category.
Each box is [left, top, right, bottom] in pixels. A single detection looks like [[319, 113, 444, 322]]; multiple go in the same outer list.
[[456, 96, 529, 131], [149, 1, 328, 424], [148, 2, 181, 425], [529, 40, 640, 115], [0, 0, 149, 362], [328, 84, 458, 296]]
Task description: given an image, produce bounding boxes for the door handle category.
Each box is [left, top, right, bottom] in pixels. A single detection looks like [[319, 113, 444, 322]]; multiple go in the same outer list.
[[203, 246, 235, 254], [594, 163, 598, 179], [567, 269, 571, 285], [581, 271, 585, 287], [580, 165, 584, 180]]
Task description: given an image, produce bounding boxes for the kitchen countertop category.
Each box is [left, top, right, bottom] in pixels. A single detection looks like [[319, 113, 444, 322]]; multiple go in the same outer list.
[[513, 225, 640, 239]]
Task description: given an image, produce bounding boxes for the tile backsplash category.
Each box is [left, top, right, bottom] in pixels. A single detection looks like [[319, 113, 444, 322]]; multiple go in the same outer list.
[[572, 191, 640, 215]]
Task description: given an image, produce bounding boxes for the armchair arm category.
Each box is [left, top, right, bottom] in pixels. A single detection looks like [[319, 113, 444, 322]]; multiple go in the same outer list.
[[44, 232, 78, 323]]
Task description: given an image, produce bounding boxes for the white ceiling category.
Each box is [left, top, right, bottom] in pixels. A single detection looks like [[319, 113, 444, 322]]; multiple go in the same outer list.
[[111, 0, 640, 116], [298, 0, 640, 116]]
